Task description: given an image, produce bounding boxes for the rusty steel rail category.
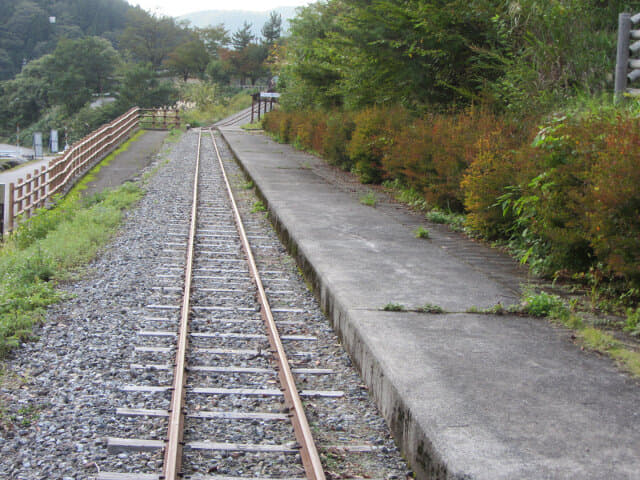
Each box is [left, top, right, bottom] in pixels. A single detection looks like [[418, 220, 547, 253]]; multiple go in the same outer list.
[[208, 129, 326, 480], [162, 130, 201, 480]]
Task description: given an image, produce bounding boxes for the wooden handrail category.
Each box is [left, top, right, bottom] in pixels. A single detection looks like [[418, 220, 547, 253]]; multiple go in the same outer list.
[[3, 107, 181, 234]]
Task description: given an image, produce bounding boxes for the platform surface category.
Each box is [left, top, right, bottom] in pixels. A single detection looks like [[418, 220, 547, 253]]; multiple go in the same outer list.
[[219, 124, 640, 480]]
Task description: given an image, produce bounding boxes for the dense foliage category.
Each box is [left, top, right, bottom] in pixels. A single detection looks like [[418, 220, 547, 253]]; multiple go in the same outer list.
[[278, 0, 633, 113], [265, 0, 640, 301]]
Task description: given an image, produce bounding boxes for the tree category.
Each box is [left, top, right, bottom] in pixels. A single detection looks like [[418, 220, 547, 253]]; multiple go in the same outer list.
[[279, 1, 346, 109], [47, 36, 120, 112], [261, 12, 282, 46], [206, 57, 233, 84], [164, 40, 210, 82], [116, 62, 177, 109], [231, 21, 254, 51], [197, 24, 230, 58], [0, 54, 52, 132], [228, 43, 269, 86], [1, 1, 52, 78], [119, 8, 190, 67]]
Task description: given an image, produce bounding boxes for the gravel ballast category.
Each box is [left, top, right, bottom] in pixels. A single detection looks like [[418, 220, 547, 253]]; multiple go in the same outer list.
[[0, 128, 411, 479]]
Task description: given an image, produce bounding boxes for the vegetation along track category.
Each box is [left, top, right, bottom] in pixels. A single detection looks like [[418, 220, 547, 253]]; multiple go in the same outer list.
[[98, 128, 409, 480]]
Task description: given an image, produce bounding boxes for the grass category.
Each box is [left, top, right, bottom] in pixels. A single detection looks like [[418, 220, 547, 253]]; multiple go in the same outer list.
[[181, 90, 252, 127], [465, 289, 640, 377], [624, 307, 640, 336], [414, 226, 430, 239], [418, 303, 445, 313], [425, 209, 466, 232], [0, 134, 148, 357], [578, 328, 640, 376], [383, 303, 406, 312], [250, 200, 266, 213], [359, 191, 376, 207], [241, 122, 263, 131], [383, 302, 445, 313]]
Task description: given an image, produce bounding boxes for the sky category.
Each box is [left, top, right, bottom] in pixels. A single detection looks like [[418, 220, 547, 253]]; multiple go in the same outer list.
[[128, 0, 315, 17]]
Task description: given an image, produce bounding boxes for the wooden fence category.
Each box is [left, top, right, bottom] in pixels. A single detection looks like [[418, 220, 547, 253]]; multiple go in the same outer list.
[[138, 108, 180, 130], [2, 107, 179, 235]]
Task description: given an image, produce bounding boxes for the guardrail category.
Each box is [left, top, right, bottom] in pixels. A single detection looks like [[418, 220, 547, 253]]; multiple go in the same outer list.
[[615, 12, 640, 98], [2, 107, 180, 235]]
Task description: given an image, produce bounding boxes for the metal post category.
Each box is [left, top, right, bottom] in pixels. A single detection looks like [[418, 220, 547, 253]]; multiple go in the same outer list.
[[258, 97, 262, 121], [615, 13, 632, 100]]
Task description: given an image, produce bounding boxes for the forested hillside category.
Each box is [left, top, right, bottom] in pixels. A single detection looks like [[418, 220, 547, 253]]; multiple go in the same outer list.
[[0, 0, 131, 80]]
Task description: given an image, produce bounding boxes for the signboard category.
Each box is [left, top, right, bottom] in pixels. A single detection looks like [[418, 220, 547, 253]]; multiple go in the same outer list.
[[33, 132, 43, 157], [260, 92, 281, 99], [50, 130, 59, 153]]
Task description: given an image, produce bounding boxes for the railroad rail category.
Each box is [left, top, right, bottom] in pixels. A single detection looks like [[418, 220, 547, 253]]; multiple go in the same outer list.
[[98, 129, 328, 479]]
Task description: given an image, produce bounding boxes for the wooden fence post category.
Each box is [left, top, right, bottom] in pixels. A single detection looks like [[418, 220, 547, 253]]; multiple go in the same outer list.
[[8, 182, 14, 232]]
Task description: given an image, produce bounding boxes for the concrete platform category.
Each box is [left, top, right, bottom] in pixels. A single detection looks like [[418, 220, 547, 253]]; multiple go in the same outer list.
[[218, 125, 640, 479]]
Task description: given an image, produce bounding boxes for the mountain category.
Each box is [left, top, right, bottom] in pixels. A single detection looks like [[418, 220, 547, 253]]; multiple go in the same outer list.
[[178, 7, 300, 38]]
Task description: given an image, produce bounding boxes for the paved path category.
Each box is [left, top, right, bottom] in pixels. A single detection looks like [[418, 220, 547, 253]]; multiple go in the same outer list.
[[82, 130, 168, 197], [218, 124, 640, 480], [1, 131, 167, 233]]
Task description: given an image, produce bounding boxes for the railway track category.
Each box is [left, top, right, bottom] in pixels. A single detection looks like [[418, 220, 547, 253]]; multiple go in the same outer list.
[[96, 128, 408, 480], [214, 108, 253, 128]]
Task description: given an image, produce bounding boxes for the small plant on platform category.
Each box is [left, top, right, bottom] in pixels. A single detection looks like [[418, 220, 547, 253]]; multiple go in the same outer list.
[[359, 192, 376, 207], [521, 291, 567, 318], [251, 201, 266, 213], [383, 303, 406, 312], [624, 307, 640, 336], [241, 122, 263, 131], [414, 226, 430, 239], [417, 303, 444, 313], [425, 209, 466, 232]]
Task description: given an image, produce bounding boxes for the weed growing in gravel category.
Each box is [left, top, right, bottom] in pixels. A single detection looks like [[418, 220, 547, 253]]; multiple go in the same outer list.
[[359, 192, 376, 207], [242, 180, 255, 190], [251, 201, 266, 213], [414, 226, 430, 239], [383, 303, 406, 312]]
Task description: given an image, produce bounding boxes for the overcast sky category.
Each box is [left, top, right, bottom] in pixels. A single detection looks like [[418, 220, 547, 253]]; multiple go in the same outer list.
[[128, 0, 314, 17]]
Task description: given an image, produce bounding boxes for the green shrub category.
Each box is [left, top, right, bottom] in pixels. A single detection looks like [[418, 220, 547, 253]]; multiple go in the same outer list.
[[521, 291, 567, 318], [348, 107, 409, 184], [322, 111, 355, 170]]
